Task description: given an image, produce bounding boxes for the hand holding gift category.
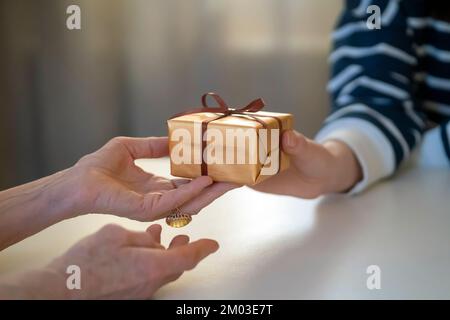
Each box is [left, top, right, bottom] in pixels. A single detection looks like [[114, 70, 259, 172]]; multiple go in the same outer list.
[[253, 131, 363, 198], [168, 92, 362, 201]]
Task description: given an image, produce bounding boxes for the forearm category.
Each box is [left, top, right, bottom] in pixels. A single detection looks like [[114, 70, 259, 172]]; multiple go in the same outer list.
[[0, 169, 78, 250], [0, 267, 68, 299]]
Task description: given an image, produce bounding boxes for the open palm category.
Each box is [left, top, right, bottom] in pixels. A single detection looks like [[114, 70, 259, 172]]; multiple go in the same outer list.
[[70, 136, 236, 221]]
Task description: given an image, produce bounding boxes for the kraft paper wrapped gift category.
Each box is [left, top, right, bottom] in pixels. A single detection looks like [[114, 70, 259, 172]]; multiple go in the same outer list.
[[167, 93, 293, 185]]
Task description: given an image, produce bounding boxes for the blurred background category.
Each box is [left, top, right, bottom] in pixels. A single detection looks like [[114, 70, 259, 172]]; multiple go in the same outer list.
[[0, 0, 342, 189]]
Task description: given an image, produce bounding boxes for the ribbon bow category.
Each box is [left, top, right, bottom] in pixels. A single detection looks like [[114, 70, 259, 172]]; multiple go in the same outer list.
[[170, 92, 266, 119], [201, 92, 265, 115]]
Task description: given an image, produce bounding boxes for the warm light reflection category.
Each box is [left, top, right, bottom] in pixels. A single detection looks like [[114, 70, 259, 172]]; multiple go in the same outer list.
[[226, 187, 317, 244]]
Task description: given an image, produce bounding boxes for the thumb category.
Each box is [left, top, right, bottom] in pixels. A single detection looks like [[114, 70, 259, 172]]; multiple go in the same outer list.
[[282, 130, 310, 162], [165, 239, 220, 272]]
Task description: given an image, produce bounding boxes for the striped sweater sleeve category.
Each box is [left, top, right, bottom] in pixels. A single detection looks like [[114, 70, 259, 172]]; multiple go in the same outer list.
[[316, 0, 426, 194]]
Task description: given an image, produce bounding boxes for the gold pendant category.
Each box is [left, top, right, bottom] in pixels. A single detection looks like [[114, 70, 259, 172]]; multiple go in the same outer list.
[[166, 208, 192, 228]]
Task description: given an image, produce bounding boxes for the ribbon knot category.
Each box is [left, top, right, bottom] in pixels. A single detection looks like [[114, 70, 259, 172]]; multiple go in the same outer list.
[[200, 92, 266, 115]]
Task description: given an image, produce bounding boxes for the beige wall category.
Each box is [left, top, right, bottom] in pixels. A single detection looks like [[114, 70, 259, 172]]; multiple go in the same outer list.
[[0, 0, 342, 188]]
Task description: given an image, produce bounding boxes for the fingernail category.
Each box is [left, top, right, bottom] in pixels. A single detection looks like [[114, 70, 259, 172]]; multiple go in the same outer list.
[[198, 176, 213, 185], [284, 131, 297, 148], [204, 176, 214, 185]]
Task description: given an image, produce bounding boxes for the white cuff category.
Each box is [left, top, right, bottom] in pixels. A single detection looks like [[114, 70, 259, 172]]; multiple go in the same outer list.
[[316, 118, 396, 194]]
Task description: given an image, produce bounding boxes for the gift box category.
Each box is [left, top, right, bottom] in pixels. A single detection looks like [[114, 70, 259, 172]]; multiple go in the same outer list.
[[167, 93, 293, 185]]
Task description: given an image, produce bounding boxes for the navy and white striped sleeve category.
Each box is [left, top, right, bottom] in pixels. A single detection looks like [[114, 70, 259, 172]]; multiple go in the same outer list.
[[316, 0, 426, 194]]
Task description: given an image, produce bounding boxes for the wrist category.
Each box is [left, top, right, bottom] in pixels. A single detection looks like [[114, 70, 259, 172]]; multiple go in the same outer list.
[[322, 140, 363, 193], [41, 168, 81, 220], [0, 168, 81, 250], [0, 267, 69, 299]]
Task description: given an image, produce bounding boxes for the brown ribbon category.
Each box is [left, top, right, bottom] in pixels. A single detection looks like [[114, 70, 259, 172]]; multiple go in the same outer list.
[[170, 92, 282, 176]]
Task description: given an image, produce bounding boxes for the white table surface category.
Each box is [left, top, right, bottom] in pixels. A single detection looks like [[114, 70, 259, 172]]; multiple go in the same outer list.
[[1, 158, 450, 299]]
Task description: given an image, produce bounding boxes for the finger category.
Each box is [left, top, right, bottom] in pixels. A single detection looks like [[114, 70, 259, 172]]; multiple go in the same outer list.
[[169, 235, 190, 249], [129, 175, 175, 194], [164, 239, 219, 272], [281, 130, 327, 171], [250, 167, 298, 195], [125, 230, 163, 248], [179, 182, 239, 215], [171, 178, 191, 187], [281, 130, 310, 161], [128, 177, 190, 195], [115, 136, 169, 159], [140, 176, 214, 219], [136, 176, 190, 193], [146, 224, 162, 244], [282, 130, 336, 175]]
